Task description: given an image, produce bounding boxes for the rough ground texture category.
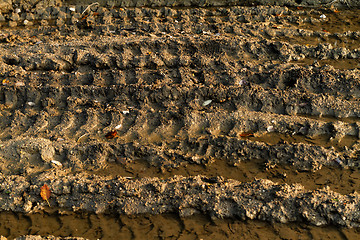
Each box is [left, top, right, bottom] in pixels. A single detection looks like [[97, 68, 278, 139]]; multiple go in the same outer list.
[[1, 0, 360, 13], [0, 0, 359, 239], [2, 173, 360, 228]]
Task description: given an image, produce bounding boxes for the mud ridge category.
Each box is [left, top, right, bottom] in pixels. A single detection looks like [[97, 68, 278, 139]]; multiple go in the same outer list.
[[1, 0, 360, 14], [0, 84, 359, 117], [1, 173, 360, 228]]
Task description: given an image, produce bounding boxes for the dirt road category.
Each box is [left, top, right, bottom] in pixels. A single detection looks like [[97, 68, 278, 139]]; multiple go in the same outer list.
[[0, 0, 359, 239]]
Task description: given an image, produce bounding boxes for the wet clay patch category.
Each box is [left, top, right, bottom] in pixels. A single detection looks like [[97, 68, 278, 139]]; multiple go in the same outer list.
[[96, 157, 360, 195], [277, 9, 360, 51], [292, 8, 360, 35], [1, 211, 360, 240]]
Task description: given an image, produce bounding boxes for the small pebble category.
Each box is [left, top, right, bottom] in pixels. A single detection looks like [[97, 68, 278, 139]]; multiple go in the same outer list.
[[27, 102, 35, 106], [267, 126, 275, 132], [335, 158, 342, 165], [23, 20, 33, 26], [239, 79, 248, 86], [203, 100, 212, 106], [51, 160, 63, 167], [15, 82, 25, 87]]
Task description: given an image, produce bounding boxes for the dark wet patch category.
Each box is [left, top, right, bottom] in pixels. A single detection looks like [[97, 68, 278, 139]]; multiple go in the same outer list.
[[1, 211, 360, 239], [293, 8, 360, 35], [94, 157, 360, 195]]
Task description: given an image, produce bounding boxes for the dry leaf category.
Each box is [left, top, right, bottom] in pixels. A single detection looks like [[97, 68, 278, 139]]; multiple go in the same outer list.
[[239, 132, 254, 137], [40, 184, 51, 207], [81, 14, 88, 20], [105, 130, 117, 139], [2, 79, 9, 85]]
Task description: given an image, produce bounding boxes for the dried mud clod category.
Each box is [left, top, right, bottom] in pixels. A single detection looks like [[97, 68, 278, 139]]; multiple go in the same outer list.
[[0, 1, 359, 238]]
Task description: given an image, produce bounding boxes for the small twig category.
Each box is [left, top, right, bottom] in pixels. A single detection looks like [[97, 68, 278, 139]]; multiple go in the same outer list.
[[77, 133, 89, 142], [82, 2, 100, 15]]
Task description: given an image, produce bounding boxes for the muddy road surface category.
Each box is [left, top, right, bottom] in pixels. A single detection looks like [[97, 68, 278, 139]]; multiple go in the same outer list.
[[0, 0, 359, 239]]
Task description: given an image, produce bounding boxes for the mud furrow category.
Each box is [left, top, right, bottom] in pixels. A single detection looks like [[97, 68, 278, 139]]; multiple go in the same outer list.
[[52, 111, 75, 138], [0, 94, 358, 137], [0, 0, 358, 13], [1, 173, 360, 228], [0, 93, 358, 173], [0, 2, 359, 238], [1, 36, 359, 71], [1, 38, 359, 97], [0, 6, 359, 46], [0, 132, 356, 175], [0, 85, 359, 119]]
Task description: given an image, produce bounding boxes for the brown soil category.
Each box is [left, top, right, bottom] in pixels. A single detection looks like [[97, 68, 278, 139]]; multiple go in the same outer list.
[[2, 212, 360, 240], [0, 0, 360, 239]]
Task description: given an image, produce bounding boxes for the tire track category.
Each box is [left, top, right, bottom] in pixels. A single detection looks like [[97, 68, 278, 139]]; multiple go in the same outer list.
[[1, 84, 359, 118], [0, 3, 359, 234], [0, 111, 357, 172], [0, 86, 358, 139]]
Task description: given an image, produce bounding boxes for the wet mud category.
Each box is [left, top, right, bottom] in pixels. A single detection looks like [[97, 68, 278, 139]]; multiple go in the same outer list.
[[0, 0, 359, 239], [1, 212, 360, 240]]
